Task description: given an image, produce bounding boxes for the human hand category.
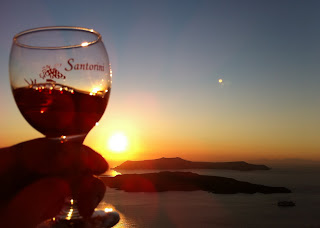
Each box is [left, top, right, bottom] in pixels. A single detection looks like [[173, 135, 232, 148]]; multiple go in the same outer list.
[[0, 138, 108, 228]]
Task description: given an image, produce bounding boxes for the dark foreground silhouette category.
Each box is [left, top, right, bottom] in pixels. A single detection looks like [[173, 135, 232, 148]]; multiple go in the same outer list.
[[101, 171, 291, 194], [113, 157, 270, 171]]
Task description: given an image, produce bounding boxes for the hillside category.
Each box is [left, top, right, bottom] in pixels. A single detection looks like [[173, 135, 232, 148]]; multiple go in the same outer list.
[[113, 157, 270, 171]]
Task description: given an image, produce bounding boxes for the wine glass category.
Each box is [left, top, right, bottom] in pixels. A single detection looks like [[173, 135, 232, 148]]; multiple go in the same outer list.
[[9, 26, 112, 225]]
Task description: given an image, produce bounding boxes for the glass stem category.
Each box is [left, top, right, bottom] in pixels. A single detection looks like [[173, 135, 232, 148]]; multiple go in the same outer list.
[[55, 197, 82, 220]]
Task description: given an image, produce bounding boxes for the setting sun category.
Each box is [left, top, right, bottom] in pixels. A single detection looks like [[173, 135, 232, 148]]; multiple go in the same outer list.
[[108, 133, 128, 152]]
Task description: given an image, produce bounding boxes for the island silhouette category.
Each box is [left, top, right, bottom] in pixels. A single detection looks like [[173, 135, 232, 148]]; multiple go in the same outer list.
[[101, 171, 290, 194], [113, 157, 270, 171], [102, 158, 290, 194]]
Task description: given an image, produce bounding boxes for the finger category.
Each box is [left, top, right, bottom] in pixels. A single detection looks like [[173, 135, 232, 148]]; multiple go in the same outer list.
[[11, 138, 67, 175], [0, 147, 15, 176], [12, 138, 108, 175], [76, 175, 106, 218], [0, 178, 70, 228], [79, 145, 109, 175]]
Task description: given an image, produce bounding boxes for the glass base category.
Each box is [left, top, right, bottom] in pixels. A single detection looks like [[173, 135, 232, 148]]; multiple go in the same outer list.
[[38, 219, 88, 228], [37, 198, 120, 228], [38, 211, 120, 228]]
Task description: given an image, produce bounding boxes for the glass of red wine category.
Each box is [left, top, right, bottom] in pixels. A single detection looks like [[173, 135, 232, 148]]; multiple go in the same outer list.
[[9, 26, 112, 225]]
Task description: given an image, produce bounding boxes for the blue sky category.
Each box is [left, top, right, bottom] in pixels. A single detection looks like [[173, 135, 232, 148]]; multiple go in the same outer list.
[[1, 0, 319, 162]]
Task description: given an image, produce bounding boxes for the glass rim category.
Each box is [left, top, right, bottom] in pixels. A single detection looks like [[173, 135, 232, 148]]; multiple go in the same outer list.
[[13, 26, 102, 50]]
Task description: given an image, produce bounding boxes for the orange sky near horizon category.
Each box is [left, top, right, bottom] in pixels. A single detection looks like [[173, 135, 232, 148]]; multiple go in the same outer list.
[[1, 106, 319, 169]]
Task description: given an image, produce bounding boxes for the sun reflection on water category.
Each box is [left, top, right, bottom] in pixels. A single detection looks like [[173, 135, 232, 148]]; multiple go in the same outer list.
[[103, 169, 122, 177]]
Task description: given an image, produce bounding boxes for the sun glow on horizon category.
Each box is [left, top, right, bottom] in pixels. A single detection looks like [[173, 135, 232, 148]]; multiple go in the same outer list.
[[108, 132, 128, 153]]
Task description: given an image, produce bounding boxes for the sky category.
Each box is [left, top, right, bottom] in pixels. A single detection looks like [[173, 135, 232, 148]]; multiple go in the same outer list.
[[0, 0, 319, 166]]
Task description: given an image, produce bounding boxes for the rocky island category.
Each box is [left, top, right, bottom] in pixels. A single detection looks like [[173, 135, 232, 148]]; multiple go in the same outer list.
[[100, 171, 291, 194], [113, 157, 270, 171]]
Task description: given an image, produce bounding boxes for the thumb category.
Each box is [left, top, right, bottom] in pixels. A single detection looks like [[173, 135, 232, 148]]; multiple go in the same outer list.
[[0, 178, 70, 228]]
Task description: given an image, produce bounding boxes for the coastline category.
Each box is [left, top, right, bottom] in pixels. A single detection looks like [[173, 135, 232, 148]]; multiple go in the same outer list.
[[100, 171, 291, 194]]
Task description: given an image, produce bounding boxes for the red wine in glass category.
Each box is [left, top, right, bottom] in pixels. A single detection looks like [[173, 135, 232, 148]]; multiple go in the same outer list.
[[13, 84, 110, 138]]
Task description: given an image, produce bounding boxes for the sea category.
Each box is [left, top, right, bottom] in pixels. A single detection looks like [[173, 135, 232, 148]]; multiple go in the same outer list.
[[98, 164, 320, 228]]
